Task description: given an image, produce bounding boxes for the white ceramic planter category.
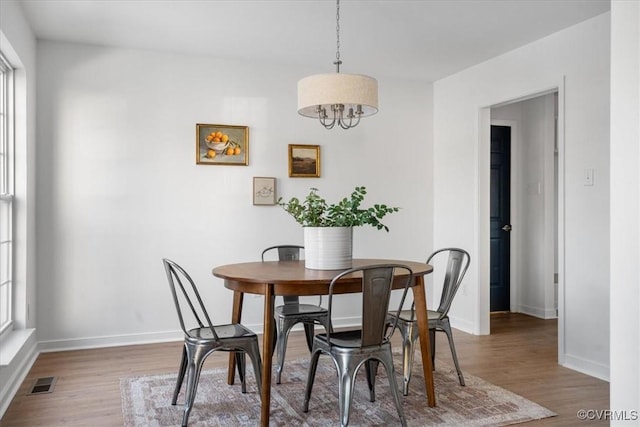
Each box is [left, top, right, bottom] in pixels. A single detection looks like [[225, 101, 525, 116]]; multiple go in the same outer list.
[[303, 226, 353, 270]]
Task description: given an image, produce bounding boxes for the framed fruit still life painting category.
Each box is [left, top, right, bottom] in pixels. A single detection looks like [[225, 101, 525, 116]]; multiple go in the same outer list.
[[196, 124, 249, 165]]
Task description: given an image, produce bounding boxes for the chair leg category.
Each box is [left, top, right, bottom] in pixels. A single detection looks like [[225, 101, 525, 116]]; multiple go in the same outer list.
[[246, 339, 263, 395], [182, 346, 206, 427], [270, 317, 277, 356], [275, 316, 294, 384], [303, 348, 321, 412], [441, 321, 465, 386], [270, 295, 277, 356], [399, 321, 419, 396], [181, 363, 195, 427], [336, 357, 358, 427], [365, 360, 379, 402], [235, 352, 247, 393], [429, 327, 436, 370], [379, 351, 408, 427], [303, 322, 315, 352], [172, 346, 188, 405]]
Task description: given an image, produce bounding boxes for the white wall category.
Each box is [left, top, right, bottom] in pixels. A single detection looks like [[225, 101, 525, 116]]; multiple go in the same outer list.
[[492, 93, 557, 319], [34, 41, 434, 350], [610, 1, 640, 423], [433, 13, 610, 379]]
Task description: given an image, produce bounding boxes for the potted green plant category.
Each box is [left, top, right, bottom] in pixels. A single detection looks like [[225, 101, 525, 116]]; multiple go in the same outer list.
[[278, 186, 399, 270]]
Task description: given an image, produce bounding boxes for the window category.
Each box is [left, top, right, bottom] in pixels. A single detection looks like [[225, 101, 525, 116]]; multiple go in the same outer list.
[[0, 51, 14, 334]]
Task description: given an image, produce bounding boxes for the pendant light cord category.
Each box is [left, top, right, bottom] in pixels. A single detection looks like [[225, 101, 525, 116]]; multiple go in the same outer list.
[[334, 0, 342, 73]]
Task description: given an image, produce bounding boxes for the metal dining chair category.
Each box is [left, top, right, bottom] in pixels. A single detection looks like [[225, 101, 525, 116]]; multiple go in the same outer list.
[[163, 258, 262, 427], [261, 245, 329, 384], [388, 248, 471, 395], [303, 264, 413, 427]]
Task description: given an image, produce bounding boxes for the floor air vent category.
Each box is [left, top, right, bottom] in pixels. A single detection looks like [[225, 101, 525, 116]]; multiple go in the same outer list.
[[29, 377, 57, 395]]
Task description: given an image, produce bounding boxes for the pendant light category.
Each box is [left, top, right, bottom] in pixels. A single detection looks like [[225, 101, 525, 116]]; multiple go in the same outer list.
[[297, 0, 378, 130]]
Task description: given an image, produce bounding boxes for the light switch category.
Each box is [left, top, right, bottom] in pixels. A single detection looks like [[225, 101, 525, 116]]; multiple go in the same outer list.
[[584, 168, 594, 186]]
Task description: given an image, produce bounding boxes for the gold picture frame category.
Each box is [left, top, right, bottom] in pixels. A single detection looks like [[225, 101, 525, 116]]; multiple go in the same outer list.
[[196, 124, 249, 165], [253, 177, 277, 205], [288, 144, 320, 178]]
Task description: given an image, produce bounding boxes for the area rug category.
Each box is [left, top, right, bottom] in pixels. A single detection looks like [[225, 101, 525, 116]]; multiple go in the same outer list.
[[121, 355, 555, 426]]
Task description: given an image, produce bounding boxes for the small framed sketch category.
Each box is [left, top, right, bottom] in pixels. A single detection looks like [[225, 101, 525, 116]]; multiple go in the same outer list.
[[288, 144, 320, 178], [253, 177, 277, 205], [196, 123, 249, 165]]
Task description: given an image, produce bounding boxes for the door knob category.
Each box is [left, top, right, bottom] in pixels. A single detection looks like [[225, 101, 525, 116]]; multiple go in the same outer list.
[[501, 224, 512, 232]]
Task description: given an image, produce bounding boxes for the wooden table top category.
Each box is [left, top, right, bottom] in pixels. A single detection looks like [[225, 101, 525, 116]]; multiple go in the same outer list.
[[212, 258, 432, 296]]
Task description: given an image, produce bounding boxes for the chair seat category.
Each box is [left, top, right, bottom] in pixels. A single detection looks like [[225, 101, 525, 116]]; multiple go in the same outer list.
[[396, 309, 444, 322], [275, 303, 328, 317], [314, 329, 365, 348], [187, 324, 256, 340]]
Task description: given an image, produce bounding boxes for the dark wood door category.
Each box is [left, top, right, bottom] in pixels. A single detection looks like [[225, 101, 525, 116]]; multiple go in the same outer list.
[[490, 125, 511, 312]]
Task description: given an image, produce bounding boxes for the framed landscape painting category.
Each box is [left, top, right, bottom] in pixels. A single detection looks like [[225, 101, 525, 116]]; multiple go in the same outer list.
[[196, 124, 249, 165], [288, 144, 320, 177]]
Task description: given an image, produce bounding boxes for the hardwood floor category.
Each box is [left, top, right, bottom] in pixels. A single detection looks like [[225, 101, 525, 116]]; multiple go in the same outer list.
[[0, 313, 608, 426]]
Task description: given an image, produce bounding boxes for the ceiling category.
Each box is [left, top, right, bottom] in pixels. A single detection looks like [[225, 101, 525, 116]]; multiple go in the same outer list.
[[17, 0, 610, 81]]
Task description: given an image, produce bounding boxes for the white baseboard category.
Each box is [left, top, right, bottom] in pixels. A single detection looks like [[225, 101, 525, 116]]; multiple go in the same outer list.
[[449, 315, 475, 335], [38, 330, 184, 353], [517, 304, 558, 319], [561, 353, 610, 382]]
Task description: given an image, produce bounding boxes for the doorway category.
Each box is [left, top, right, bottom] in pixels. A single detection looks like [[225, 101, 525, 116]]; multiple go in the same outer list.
[[488, 91, 559, 325]]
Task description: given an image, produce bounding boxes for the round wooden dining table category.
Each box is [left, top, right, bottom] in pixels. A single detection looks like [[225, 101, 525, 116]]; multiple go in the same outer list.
[[213, 258, 435, 427]]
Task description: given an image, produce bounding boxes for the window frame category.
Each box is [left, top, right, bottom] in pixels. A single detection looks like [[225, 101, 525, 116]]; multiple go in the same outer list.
[[0, 50, 15, 335]]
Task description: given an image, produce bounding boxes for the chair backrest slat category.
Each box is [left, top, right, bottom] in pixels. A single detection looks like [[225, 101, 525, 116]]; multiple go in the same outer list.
[[361, 267, 396, 346], [328, 264, 413, 349], [261, 245, 303, 262], [163, 258, 219, 341], [277, 246, 301, 261], [426, 248, 471, 317]]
